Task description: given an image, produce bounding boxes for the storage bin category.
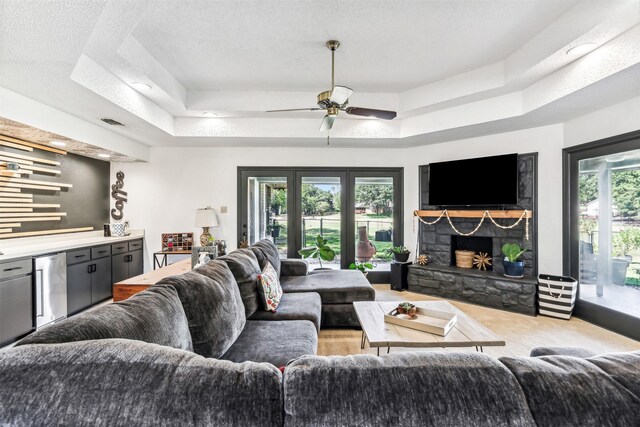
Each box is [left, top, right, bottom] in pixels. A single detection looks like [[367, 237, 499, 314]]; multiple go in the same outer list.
[[537, 274, 578, 320]]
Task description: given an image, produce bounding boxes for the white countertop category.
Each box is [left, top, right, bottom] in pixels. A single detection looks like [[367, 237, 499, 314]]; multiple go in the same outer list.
[[0, 229, 145, 262]]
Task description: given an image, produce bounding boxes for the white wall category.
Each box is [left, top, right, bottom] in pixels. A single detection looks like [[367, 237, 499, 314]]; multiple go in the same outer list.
[[112, 146, 410, 270], [564, 94, 640, 148]]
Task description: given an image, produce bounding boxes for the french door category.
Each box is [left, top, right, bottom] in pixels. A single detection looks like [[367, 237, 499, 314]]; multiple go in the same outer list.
[[564, 130, 640, 340], [238, 167, 403, 282]]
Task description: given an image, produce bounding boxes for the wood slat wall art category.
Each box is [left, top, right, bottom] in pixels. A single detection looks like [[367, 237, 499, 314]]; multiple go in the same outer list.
[[0, 227, 93, 239], [0, 198, 37, 202], [0, 156, 33, 165], [0, 217, 61, 223], [0, 192, 31, 198], [0, 133, 97, 238], [0, 171, 32, 177], [0, 208, 33, 212], [0, 203, 60, 208], [0, 212, 66, 217], [0, 134, 67, 155], [0, 182, 61, 191], [0, 150, 61, 166], [24, 165, 60, 175], [0, 140, 32, 152], [0, 177, 72, 188]]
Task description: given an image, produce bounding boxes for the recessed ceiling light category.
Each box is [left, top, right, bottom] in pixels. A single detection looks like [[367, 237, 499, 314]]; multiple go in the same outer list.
[[202, 112, 218, 117], [98, 153, 111, 158], [50, 140, 67, 147], [566, 43, 597, 56], [131, 82, 152, 90]]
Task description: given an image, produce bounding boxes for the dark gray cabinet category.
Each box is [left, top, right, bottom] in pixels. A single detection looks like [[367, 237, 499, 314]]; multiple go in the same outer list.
[[66, 261, 92, 315], [0, 258, 33, 345], [67, 245, 113, 316], [111, 240, 143, 284]]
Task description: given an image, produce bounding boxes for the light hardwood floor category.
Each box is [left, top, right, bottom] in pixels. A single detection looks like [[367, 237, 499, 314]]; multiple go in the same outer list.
[[318, 285, 640, 358]]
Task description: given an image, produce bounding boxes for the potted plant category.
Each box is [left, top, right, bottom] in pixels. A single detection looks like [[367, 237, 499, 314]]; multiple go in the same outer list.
[[611, 227, 640, 285], [502, 243, 526, 278], [349, 261, 374, 277], [387, 246, 411, 263], [298, 235, 336, 270]]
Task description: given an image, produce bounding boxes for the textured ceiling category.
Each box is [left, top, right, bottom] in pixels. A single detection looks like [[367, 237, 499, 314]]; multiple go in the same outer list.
[[0, 0, 639, 155], [133, 0, 578, 91]]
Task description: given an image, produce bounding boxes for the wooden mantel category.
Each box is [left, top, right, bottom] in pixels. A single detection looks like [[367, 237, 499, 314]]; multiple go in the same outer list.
[[414, 209, 533, 219]]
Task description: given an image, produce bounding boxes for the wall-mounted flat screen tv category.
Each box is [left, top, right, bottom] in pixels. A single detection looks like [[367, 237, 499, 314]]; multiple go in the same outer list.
[[428, 153, 518, 207]]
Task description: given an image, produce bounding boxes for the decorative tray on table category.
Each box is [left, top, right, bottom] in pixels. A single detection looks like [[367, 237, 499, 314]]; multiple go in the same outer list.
[[384, 303, 457, 337]]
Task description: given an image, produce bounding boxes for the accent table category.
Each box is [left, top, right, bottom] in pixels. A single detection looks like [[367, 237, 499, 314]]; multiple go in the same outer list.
[[353, 300, 505, 355], [113, 258, 192, 302]]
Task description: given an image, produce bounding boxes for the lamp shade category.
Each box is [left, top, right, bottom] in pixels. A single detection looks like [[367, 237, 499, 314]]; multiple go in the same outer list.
[[194, 207, 219, 228]]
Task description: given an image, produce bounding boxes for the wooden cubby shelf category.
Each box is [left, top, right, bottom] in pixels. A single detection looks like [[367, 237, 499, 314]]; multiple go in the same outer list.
[[414, 209, 533, 219]]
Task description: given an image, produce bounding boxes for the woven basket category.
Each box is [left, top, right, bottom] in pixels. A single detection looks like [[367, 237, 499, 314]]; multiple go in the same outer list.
[[455, 250, 475, 269]]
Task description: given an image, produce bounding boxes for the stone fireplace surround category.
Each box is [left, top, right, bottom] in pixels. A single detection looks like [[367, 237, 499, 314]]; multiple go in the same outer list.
[[408, 154, 538, 316]]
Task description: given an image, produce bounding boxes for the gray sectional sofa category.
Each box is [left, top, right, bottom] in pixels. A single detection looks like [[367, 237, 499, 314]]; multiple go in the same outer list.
[[15, 239, 374, 366], [2, 238, 637, 425], [0, 340, 637, 426]]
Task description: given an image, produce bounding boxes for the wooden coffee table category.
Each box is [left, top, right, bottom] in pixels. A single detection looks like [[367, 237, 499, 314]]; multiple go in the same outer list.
[[353, 300, 505, 355]]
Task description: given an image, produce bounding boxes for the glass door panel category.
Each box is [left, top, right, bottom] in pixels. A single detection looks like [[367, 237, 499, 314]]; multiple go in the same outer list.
[[300, 176, 343, 270], [578, 148, 640, 320], [354, 177, 395, 271], [245, 175, 289, 257]]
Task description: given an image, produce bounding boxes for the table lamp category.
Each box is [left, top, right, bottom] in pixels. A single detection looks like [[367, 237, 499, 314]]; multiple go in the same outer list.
[[195, 206, 219, 246]]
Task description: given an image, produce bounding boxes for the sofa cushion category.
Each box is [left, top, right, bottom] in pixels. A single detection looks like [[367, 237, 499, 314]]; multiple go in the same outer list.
[[250, 239, 282, 277], [280, 258, 308, 276], [530, 346, 597, 358], [257, 261, 283, 311], [16, 285, 192, 351], [500, 354, 640, 426], [585, 351, 640, 397], [284, 352, 536, 427], [0, 339, 283, 427], [214, 249, 262, 317], [221, 320, 317, 367], [157, 261, 245, 358], [280, 269, 375, 304], [249, 292, 322, 331]]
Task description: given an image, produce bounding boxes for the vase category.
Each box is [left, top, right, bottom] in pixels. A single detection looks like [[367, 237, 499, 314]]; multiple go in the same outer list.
[[356, 226, 377, 261], [393, 252, 410, 263], [503, 259, 525, 278]]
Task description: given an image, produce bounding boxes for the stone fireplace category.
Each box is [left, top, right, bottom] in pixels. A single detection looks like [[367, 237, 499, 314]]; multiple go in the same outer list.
[[407, 153, 539, 315]]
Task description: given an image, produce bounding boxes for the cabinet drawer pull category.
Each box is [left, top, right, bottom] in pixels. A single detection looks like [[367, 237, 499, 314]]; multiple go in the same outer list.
[[98, 250, 107, 254], [74, 255, 86, 258], [3, 266, 22, 272]]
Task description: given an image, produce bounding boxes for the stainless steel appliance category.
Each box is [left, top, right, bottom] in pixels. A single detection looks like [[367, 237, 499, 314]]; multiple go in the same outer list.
[[34, 253, 67, 329]]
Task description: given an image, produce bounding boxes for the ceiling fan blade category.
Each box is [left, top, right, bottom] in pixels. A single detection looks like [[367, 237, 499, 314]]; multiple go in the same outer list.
[[319, 115, 336, 131], [266, 107, 321, 113], [344, 107, 397, 120], [330, 85, 354, 105]]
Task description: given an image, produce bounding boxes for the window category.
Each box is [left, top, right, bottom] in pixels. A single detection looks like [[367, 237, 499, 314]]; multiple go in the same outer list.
[[564, 131, 640, 340], [239, 167, 403, 282]]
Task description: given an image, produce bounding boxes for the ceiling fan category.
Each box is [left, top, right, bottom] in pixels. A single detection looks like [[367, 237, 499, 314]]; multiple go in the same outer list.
[[266, 40, 397, 131]]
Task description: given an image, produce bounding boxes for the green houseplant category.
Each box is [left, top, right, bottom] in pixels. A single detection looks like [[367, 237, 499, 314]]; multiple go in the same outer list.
[[502, 243, 526, 278], [387, 246, 411, 263], [349, 261, 374, 277], [298, 235, 336, 270]]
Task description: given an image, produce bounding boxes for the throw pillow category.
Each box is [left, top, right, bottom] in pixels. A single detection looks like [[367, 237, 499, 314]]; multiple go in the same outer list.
[[257, 261, 283, 311]]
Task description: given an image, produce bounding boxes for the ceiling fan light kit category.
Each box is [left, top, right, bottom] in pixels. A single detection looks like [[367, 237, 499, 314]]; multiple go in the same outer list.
[[266, 40, 397, 131]]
